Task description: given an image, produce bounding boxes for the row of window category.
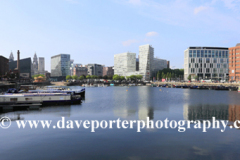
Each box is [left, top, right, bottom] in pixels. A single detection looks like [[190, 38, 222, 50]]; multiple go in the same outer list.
[[190, 68, 228, 73], [190, 58, 228, 63], [189, 63, 227, 68], [189, 50, 228, 58]]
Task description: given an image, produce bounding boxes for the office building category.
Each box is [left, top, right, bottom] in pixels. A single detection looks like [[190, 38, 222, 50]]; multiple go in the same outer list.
[[103, 66, 114, 77], [51, 54, 70, 78], [184, 47, 229, 81], [87, 64, 103, 76], [73, 65, 88, 77], [114, 52, 136, 76], [229, 43, 240, 82]]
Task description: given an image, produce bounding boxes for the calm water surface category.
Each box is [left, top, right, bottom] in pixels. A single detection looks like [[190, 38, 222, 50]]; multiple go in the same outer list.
[[1, 86, 240, 160]]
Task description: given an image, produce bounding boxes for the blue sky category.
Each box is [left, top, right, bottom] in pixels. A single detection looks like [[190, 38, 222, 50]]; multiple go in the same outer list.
[[0, 0, 240, 71]]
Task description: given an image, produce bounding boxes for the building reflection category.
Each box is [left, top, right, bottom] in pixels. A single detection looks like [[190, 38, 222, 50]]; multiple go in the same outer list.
[[228, 105, 240, 128], [183, 104, 228, 121]]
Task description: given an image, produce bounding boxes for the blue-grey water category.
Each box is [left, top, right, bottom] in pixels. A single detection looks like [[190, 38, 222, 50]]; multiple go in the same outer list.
[[1, 86, 240, 160]]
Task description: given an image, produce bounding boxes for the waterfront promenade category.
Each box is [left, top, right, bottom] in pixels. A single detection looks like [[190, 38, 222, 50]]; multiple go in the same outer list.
[[152, 81, 240, 87]]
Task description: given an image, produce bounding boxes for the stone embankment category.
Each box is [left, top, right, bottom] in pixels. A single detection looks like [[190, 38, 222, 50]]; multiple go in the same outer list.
[[152, 81, 240, 87]]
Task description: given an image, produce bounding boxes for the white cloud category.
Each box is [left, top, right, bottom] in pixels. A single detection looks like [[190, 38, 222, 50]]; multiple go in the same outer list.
[[122, 39, 138, 46], [146, 31, 158, 37], [128, 0, 142, 5], [194, 6, 209, 14]]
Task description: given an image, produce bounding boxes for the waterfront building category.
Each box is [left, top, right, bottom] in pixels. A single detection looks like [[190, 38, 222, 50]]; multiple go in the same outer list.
[[73, 65, 88, 77], [229, 43, 240, 82], [114, 45, 169, 80], [184, 47, 229, 81], [103, 66, 114, 77], [87, 64, 103, 76], [0, 55, 9, 77], [9, 51, 14, 62], [114, 52, 136, 76], [51, 54, 70, 78], [9, 57, 32, 78], [139, 44, 154, 81]]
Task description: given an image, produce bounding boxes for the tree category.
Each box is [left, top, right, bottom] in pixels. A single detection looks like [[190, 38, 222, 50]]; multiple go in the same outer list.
[[86, 75, 91, 79], [120, 76, 125, 81], [187, 75, 191, 81], [66, 75, 72, 80], [72, 75, 78, 80], [113, 75, 120, 80], [136, 75, 143, 80], [194, 75, 198, 80], [162, 72, 165, 79], [78, 76, 84, 80]]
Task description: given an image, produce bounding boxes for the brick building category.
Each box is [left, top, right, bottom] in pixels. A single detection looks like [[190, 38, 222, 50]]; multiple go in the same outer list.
[[103, 66, 114, 77], [229, 43, 240, 82]]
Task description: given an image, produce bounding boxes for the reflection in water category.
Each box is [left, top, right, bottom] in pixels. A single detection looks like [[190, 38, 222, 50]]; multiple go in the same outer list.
[[228, 105, 240, 128], [113, 86, 154, 120], [183, 104, 228, 121], [0, 105, 72, 120]]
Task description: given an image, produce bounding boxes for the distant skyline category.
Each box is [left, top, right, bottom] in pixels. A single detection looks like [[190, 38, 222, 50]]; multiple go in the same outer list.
[[1, 0, 240, 71]]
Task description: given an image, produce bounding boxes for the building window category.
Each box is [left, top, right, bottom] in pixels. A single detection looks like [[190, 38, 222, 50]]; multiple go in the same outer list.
[[197, 50, 200, 57], [217, 64, 220, 68], [224, 64, 227, 68], [220, 59, 223, 63], [210, 64, 213, 68], [206, 58, 210, 63], [213, 68, 217, 73], [215, 50, 218, 58], [204, 63, 206, 68], [191, 58, 195, 63], [200, 63, 202, 68], [222, 51, 225, 58], [208, 50, 211, 57], [205, 50, 208, 57], [199, 58, 202, 63], [213, 58, 217, 63], [193, 50, 196, 57], [219, 51, 222, 58], [195, 63, 198, 68], [206, 68, 210, 73], [199, 68, 202, 73], [191, 68, 195, 73], [189, 50, 192, 57], [201, 50, 204, 57], [212, 50, 215, 58]]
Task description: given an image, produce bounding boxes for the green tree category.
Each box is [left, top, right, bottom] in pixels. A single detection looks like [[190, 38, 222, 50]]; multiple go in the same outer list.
[[162, 72, 165, 79], [72, 75, 78, 80], [120, 76, 125, 81], [66, 75, 72, 80], [136, 75, 143, 80], [113, 75, 120, 80], [194, 75, 198, 80], [86, 75, 91, 79], [78, 75, 84, 80], [187, 75, 191, 81]]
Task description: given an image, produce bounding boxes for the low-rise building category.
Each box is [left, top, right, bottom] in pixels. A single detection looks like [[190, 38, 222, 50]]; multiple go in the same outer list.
[[87, 64, 103, 76], [229, 43, 240, 82], [184, 46, 229, 81], [73, 65, 88, 77], [103, 66, 114, 77]]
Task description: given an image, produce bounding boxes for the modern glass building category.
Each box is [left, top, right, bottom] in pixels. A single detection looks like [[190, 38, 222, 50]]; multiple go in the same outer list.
[[184, 47, 229, 81], [51, 54, 70, 77], [114, 52, 136, 76]]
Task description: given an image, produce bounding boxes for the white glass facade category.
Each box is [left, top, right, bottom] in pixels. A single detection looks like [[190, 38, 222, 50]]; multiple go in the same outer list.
[[114, 52, 136, 76], [51, 54, 70, 77], [184, 47, 229, 80]]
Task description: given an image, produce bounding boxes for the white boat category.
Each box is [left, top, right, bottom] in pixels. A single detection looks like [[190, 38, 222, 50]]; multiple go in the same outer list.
[[1, 92, 81, 106]]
